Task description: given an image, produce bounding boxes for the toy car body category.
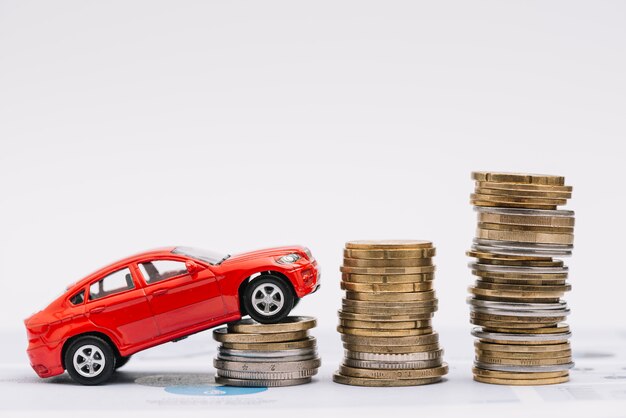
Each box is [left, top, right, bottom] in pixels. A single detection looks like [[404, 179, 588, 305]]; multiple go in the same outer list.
[[24, 245, 320, 384]]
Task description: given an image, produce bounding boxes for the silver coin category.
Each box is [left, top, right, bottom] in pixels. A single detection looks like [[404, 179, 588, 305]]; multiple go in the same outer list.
[[473, 239, 574, 257], [474, 207, 575, 218], [472, 244, 572, 257], [474, 361, 575, 373], [467, 298, 567, 311], [470, 262, 569, 274], [213, 358, 321, 372], [345, 349, 444, 362], [215, 376, 312, 387], [470, 306, 570, 318], [342, 358, 442, 370], [471, 328, 571, 342], [217, 353, 318, 363], [217, 347, 317, 358], [216, 368, 318, 380]]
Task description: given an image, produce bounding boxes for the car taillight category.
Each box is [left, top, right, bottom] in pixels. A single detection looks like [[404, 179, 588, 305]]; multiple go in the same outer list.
[[26, 323, 49, 337]]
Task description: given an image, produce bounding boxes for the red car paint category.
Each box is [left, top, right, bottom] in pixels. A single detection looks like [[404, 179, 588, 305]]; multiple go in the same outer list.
[[24, 246, 320, 378]]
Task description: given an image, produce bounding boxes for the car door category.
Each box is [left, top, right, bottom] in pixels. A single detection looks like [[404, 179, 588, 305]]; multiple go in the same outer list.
[[85, 266, 159, 347], [137, 258, 226, 335]]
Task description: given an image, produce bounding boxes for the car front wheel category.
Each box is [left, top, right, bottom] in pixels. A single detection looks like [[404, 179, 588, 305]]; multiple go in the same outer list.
[[65, 336, 116, 385], [244, 276, 294, 324]]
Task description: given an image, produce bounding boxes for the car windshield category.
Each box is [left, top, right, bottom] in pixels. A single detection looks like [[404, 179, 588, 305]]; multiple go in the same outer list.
[[172, 246, 230, 265]]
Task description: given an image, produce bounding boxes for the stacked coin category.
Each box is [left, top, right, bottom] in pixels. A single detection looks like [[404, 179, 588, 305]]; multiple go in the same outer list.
[[468, 172, 575, 385], [333, 240, 448, 387], [212, 316, 320, 387]]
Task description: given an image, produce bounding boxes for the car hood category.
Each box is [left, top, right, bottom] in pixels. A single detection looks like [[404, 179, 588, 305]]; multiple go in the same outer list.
[[222, 246, 304, 264]]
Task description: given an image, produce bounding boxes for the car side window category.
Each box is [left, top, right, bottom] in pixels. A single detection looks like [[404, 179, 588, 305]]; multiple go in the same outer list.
[[89, 267, 135, 301], [138, 260, 188, 285], [69, 290, 85, 305]]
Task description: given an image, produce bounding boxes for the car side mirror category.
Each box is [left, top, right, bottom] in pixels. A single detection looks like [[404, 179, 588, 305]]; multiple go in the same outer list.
[[185, 260, 203, 275]]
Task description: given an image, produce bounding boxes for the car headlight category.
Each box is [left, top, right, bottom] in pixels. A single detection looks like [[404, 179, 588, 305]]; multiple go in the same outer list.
[[277, 253, 301, 264]]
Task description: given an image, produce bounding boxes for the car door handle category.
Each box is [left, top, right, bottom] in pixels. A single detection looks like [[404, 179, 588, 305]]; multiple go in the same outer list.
[[153, 289, 168, 297], [89, 306, 106, 314]]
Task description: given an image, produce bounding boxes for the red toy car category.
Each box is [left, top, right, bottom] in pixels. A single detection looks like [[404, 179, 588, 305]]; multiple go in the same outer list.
[[24, 246, 320, 385]]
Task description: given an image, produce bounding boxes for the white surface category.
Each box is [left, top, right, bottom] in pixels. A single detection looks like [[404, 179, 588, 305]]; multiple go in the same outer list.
[[1, 1, 626, 416], [3, 328, 626, 417]]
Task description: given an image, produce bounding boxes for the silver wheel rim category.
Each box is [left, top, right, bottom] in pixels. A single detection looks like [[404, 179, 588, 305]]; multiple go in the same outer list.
[[73, 344, 106, 378], [251, 283, 284, 316]]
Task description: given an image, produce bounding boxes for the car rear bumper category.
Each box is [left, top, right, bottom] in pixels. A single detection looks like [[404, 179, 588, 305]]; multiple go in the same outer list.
[[27, 342, 64, 378]]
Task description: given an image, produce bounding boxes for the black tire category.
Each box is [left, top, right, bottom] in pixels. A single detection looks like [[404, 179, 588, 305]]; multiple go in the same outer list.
[[243, 275, 294, 324], [115, 355, 131, 370], [292, 297, 301, 309], [64, 336, 116, 385]]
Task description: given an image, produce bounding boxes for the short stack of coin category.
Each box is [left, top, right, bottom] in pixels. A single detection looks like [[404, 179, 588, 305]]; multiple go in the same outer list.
[[212, 316, 320, 387], [468, 172, 575, 385], [333, 240, 448, 387]]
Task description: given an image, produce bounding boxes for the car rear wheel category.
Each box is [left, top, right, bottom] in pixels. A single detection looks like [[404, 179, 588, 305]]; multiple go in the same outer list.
[[115, 355, 131, 370], [65, 336, 116, 385], [244, 275, 294, 324]]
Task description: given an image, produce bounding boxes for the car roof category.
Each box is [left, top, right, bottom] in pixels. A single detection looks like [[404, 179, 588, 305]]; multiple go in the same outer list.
[[69, 247, 178, 291]]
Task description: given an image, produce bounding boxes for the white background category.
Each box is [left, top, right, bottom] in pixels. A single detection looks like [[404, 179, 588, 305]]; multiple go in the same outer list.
[[1, 1, 625, 340]]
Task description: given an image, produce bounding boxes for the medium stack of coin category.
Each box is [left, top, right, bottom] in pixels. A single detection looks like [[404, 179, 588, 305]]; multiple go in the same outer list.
[[334, 240, 448, 387], [212, 316, 320, 387], [468, 172, 575, 385]]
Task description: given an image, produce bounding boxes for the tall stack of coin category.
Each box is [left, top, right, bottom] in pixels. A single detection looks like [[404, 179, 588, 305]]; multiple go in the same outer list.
[[212, 316, 320, 387], [333, 240, 448, 387], [468, 172, 575, 385]]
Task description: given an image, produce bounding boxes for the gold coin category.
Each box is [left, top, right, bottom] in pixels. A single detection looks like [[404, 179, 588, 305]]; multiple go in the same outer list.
[[343, 257, 433, 268], [471, 193, 567, 206], [339, 318, 431, 330], [483, 324, 570, 334], [474, 341, 570, 353], [472, 320, 558, 329], [340, 305, 436, 317], [471, 172, 565, 186], [478, 212, 575, 228], [466, 250, 554, 261], [344, 343, 441, 354], [472, 270, 568, 280], [340, 265, 436, 275], [476, 228, 574, 245], [472, 200, 558, 210], [471, 294, 560, 304], [333, 373, 442, 387], [342, 273, 434, 283], [478, 222, 574, 234], [470, 312, 565, 323], [476, 355, 572, 366], [465, 251, 564, 267], [221, 337, 317, 351], [337, 326, 433, 337], [472, 367, 569, 379], [341, 332, 439, 347], [342, 298, 438, 308], [475, 349, 572, 359], [227, 316, 316, 334], [338, 364, 448, 379], [474, 282, 572, 293], [469, 286, 566, 299], [346, 290, 436, 302], [212, 328, 308, 343], [476, 275, 566, 285], [344, 248, 436, 259], [345, 240, 433, 250], [341, 281, 433, 293], [475, 186, 572, 199], [473, 375, 569, 385], [475, 181, 572, 193], [338, 310, 434, 322]]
